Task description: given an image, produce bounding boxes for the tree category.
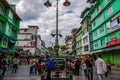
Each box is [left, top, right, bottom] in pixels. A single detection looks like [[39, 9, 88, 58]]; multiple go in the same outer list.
[[60, 45, 67, 50]]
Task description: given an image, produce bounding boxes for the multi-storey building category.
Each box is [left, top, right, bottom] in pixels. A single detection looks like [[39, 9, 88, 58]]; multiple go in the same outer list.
[[71, 28, 78, 56], [81, 8, 91, 55], [16, 26, 41, 56], [0, 0, 21, 59], [75, 27, 82, 56], [65, 35, 72, 54], [88, 0, 120, 64]]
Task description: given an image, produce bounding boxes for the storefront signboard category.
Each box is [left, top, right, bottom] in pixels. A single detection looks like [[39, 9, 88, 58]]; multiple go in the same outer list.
[[106, 39, 120, 46]]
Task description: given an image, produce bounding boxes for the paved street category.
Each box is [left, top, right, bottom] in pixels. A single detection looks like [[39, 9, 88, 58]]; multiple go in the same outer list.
[[4, 65, 41, 80], [4, 65, 120, 80]]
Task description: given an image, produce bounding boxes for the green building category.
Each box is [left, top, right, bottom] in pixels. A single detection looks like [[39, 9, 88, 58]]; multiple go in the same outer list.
[[75, 27, 82, 56], [80, 8, 91, 56], [88, 0, 120, 64], [0, 0, 21, 59]]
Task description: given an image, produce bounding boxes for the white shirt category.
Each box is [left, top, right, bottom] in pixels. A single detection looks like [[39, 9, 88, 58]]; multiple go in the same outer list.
[[95, 58, 107, 74]]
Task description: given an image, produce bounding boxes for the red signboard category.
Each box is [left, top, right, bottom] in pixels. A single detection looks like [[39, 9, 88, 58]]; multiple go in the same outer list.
[[106, 39, 120, 46]]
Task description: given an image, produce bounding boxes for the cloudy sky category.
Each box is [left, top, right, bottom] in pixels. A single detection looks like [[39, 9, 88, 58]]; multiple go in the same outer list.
[[7, 0, 90, 47]]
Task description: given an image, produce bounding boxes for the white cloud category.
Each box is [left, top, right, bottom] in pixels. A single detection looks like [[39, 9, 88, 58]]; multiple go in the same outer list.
[[7, 0, 89, 47]]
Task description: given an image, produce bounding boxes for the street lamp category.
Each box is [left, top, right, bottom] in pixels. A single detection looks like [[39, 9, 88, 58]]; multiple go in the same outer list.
[[44, 0, 71, 57]]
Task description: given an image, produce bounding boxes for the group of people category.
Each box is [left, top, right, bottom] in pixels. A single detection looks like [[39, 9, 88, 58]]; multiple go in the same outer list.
[[28, 56, 54, 80], [67, 53, 111, 80], [0, 55, 20, 80], [29, 57, 42, 75]]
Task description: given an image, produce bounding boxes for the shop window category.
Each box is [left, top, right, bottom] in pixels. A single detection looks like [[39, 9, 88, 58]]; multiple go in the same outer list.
[[101, 38, 105, 46], [110, 34, 116, 40], [107, 6, 113, 15], [100, 26, 104, 33], [84, 45, 89, 52]]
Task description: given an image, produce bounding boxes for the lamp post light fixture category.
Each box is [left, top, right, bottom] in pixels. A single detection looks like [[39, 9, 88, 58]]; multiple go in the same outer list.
[[44, 0, 71, 58]]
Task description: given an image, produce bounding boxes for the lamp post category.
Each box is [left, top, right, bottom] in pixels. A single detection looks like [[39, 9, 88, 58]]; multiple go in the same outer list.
[[44, 0, 71, 58]]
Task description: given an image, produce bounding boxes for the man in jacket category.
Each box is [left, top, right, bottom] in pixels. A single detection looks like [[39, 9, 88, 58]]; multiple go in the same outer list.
[[95, 53, 107, 80], [47, 57, 54, 80]]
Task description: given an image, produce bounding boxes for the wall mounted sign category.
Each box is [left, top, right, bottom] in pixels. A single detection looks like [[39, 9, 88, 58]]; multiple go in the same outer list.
[[106, 39, 120, 46]]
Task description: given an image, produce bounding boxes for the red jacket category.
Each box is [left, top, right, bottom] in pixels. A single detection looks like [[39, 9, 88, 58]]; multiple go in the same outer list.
[[36, 63, 42, 70]]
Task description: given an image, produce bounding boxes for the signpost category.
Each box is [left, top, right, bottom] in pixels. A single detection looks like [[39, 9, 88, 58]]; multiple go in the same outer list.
[[53, 58, 65, 71]]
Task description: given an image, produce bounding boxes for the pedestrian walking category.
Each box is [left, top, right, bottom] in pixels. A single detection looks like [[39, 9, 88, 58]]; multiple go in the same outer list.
[[75, 58, 80, 76], [85, 55, 93, 80], [1, 56, 7, 77], [36, 59, 42, 75], [81, 57, 87, 77], [47, 56, 54, 80], [29, 57, 33, 74], [12, 57, 19, 73], [106, 57, 111, 74], [95, 53, 107, 80]]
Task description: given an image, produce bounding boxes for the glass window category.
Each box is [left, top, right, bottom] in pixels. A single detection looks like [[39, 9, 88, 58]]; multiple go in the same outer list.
[[0, 21, 3, 30], [106, 21, 111, 30], [100, 26, 104, 33], [0, 5, 5, 15], [111, 19, 118, 28], [83, 36, 88, 43], [84, 45, 89, 52], [105, 0, 111, 4], [11, 29, 15, 37], [98, 15, 103, 21], [2, 38, 7, 47], [93, 31, 97, 37], [110, 34, 116, 40], [94, 42, 98, 47], [107, 6, 113, 15], [101, 38, 105, 46], [93, 21, 96, 26], [92, 12, 95, 19], [97, 4, 102, 12]]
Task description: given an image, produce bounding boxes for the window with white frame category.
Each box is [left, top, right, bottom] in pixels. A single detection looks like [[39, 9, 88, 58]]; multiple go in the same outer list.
[[83, 36, 88, 43], [110, 34, 116, 40], [107, 6, 113, 15], [100, 26, 104, 33], [84, 45, 89, 52], [92, 12, 95, 19]]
